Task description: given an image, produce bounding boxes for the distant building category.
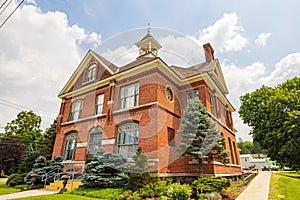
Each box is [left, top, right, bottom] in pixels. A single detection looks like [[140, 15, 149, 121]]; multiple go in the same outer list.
[[52, 32, 241, 177], [240, 154, 267, 169]]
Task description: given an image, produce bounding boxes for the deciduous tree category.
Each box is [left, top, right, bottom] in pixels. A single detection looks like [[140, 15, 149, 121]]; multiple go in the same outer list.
[[239, 77, 300, 169]]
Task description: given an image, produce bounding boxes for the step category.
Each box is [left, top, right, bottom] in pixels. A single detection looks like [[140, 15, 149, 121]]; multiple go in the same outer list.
[[46, 180, 83, 191]]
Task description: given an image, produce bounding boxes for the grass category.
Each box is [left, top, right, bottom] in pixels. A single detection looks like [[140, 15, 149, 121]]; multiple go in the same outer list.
[[15, 193, 98, 200], [15, 187, 124, 200], [269, 172, 300, 200], [0, 182, 20, 195], [70, 187, 124, 199]]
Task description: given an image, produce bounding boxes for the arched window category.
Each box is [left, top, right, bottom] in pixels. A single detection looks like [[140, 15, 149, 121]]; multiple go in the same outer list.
[[86, 64, 96, 82], [68, 100, 83, 121], [88, 126, 103, 154], [228, 137, 235, 164], [63, 132, 78, 160], [117, 122, 139, 158]]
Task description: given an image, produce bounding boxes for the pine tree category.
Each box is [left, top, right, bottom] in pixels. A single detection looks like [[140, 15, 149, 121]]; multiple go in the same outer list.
[[178, 98, 229, 166], [24, 156, 63, 185], [126, 147, 152, 191], [24, 156, 47, 185], [82, 149, 128, 187], [37, 118, 57, 160]]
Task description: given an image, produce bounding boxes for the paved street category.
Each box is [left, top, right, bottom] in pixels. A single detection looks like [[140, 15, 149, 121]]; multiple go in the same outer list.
[[236, 171, 271, 200]]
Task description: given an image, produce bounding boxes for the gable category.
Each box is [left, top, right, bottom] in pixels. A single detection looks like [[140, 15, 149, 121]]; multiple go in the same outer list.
[[59, 50, 117, 97], [207, 59, 229, 95]]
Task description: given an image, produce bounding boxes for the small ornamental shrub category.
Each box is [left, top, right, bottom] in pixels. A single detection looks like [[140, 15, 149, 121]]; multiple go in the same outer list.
[[140, 179, 169, 198], [126, 147, 152, 191], [117, 190, 140, 200], [6, 173, 27, 187], [192, 176, 231, 194], [167, 182, 192, 200]]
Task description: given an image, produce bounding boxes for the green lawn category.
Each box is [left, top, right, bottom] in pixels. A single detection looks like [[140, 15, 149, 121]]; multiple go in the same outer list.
[[16, 193, 97, 200], [0, 182, 20, 195], [14, 187, 124, 200], [269, 172, 300, 200]]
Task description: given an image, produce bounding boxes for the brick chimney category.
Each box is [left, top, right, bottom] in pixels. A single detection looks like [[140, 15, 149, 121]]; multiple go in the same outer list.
[[203, 43, 215, 63]]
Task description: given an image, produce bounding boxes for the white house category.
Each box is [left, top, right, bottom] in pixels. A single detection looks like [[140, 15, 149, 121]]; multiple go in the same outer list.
[[240, 154, 267, 170]]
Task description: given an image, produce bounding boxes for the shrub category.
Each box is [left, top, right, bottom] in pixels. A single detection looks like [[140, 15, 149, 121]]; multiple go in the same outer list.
[[6, 173, 27, 187], [192, 176, 231, 194], [126, 147, 152, 191], [117, 190, 140, 200], [167, 183, 192, 200], [140, 179, 170, 198]]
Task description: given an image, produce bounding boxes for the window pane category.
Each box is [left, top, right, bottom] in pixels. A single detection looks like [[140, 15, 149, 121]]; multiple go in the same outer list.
[[63, 132, 78, 160], [117, 122, 139, 158], [119, 83, 139, 109], [95, 94, 104, 115]]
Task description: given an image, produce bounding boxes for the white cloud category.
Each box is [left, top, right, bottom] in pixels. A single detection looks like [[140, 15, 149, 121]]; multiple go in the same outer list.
[[255, 32, 272, 46], [262, 53, 300, 86], [0, 3, 101, 129], [192, 12, 248, 53], [222, 53, 300, 141]]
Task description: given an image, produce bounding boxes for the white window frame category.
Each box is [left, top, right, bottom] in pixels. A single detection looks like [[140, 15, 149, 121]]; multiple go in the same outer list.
[[86, 64, 96, 82], [119, 82, 139, 110], [95, 93, 104, 115], [117, 122, 139, 158], [88, 126, 103, 154], [63, 132, 78, 160], [69, 100, 83, 121]]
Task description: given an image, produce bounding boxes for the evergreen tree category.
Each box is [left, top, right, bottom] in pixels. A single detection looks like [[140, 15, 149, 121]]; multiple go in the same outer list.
[[24, 156, 63, 185], [178, 99, 229, 167], [38, 118, 57, 160], [126, 147, 152, 191], [82, 149, 127, 187], [24, 156, 47, 185]]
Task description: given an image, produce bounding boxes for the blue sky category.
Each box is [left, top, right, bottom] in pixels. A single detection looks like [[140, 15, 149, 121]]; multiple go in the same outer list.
[[0, 0, 299, 141]]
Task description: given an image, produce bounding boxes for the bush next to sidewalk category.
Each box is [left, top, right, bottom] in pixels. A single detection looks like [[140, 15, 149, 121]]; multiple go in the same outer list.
[[6, 173, 27, 187], [192, 176, 231, 195]]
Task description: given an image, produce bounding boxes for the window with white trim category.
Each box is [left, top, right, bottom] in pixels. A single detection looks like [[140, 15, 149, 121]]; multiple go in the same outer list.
[[88, 126, 103, 154], [95, 94, 104, 115], [117, 122, 139, 158], [187, 90, 199, 102], [86, 64, 96, 82], [119, 82, 139, 109], [63, 132, 78, 160], [68, 100, 82, 121], [209, 94, 215, 116]]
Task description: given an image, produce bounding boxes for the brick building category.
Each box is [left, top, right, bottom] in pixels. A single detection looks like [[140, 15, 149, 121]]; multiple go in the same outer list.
[[52, 33, 241, 177]]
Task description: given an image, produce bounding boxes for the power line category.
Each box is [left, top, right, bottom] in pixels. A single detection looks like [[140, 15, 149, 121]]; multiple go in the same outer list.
[[0, 0, 9, 10], [0, 0, 24, 29], [0, 0, 12, 15], [0, 98, 56, 120]]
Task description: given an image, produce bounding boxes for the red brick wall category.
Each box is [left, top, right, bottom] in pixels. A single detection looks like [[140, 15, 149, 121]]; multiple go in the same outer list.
[[53, 67, 241, 175]]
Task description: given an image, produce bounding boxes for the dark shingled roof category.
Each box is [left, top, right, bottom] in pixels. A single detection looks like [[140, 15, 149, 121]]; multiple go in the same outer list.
[[169, 61, 216, 79], [118, 57, 157, 73]]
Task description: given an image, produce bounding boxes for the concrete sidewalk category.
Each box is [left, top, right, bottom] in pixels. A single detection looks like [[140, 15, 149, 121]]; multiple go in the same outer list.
[[236, 171, 271, 200], [0, 189, 59, 200]]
